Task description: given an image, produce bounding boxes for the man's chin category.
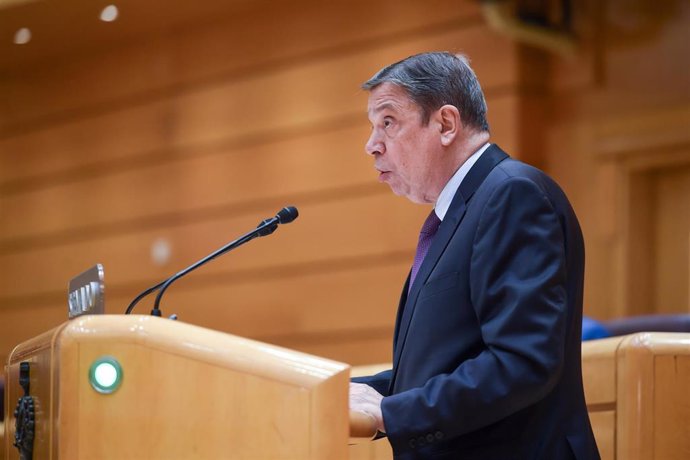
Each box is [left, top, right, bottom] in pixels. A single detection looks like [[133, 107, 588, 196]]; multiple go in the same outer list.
[[397, 188, 433, 204], [387, 183, 406, 197], [382, 180, 424, 203], [389, 186, 419, 203]]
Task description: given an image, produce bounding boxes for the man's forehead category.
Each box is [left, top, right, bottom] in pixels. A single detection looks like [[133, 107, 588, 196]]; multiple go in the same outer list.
[[367, 83, 415, 115]]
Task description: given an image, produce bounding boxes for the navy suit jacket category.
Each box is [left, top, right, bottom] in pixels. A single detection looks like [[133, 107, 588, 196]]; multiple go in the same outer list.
[[354, 145, 600, 459]]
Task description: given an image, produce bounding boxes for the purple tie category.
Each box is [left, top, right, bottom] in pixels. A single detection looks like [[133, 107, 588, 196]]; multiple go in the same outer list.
[[409, 209, 442, 291]]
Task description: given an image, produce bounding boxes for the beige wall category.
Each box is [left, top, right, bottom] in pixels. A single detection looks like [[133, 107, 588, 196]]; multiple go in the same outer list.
[[0, 0, 688, 369]]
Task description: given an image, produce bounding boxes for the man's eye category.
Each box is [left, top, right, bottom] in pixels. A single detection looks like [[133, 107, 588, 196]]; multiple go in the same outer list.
[[383, 119, 393, 128]]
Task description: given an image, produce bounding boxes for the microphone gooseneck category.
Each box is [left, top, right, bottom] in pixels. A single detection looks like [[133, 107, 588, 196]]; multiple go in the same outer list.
[[124, 206, 299, 316]]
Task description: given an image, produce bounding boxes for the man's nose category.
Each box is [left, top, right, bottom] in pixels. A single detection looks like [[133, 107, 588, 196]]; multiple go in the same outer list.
[[365, 131, 383, 157]]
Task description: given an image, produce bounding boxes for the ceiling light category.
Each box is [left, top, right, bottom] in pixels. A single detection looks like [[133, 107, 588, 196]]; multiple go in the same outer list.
[[100, 5, 119, 22], [13, 27, 31, 45]]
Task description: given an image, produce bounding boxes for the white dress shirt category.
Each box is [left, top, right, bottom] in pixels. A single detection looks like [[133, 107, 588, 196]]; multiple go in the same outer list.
[[434, 143, 491, 220]]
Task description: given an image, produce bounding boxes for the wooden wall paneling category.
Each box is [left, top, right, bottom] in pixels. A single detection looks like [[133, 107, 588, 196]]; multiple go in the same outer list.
[[0, 100, 177, 185], [542, 120, 616, 318], [513, 46, 549, 168], [0, 91, 519, 246], [624, 171, 655, 316], [546, 106, 690, 318], [0, 24, 517, 183], [544, 0, 690, 320], [487, 93, 528, 158], [0, 93, 521, 308], [156, 261, 409, 338], [652, 165, 690, 312], [279, 336, 394, 368], [596, 109, 690, 317], [0, 0, 483, 133], [135, 28, 517, 148], [592, 107, 690, 160], [168, 0, 481, 96], [0, 122, 373, 242], [0, 192, 425, 304]]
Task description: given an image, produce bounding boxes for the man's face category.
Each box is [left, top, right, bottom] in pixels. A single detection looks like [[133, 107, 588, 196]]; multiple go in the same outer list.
[[365, 83, 440, 204]]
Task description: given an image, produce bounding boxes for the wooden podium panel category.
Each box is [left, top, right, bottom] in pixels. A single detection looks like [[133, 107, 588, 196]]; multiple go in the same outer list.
[[4, 315, 350, 460], [582, 332, 690, 460]]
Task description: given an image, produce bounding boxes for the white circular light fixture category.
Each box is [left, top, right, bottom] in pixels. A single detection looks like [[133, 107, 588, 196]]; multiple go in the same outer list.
[[94, 362, 118, 387], [89, 356, 123, 394], [100, 5, 119, 22], [13, 28, 31, 45]]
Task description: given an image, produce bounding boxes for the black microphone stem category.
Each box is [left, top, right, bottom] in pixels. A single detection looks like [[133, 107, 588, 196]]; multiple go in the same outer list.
[[149, 217, 278, 316], [123, 206, 297, 316]]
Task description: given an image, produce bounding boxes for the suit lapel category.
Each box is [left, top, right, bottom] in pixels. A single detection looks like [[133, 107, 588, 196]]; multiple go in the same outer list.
[[391, 272, 410, 355], [389, 145, 509, 390]]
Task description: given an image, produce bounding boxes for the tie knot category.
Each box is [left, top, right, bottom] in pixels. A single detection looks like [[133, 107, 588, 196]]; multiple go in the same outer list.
[[420, 210, 442, 235]]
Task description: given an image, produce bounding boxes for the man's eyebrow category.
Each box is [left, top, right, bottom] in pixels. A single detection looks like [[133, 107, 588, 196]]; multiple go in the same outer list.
[[373, 102, 396, 112], [368, 102, 398, 117]]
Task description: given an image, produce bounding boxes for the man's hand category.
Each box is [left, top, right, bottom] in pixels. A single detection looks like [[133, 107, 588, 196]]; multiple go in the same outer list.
[[349, 382, 386, 433]]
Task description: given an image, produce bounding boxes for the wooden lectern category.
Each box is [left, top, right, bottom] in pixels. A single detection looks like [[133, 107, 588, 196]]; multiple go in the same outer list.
[[582, 332, 690, 460], [3, 315, 352, 460]]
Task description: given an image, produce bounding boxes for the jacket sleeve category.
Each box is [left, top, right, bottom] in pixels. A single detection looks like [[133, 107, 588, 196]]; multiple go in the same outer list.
[[351, 369, 392, 397], [381, 177, 569, 451]]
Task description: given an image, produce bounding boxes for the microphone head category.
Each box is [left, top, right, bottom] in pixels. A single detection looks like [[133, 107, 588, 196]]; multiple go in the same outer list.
[[277, 206, 299, 224]]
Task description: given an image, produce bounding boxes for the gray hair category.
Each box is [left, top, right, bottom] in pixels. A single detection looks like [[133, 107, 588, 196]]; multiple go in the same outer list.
[[362, 52, 489, 132]]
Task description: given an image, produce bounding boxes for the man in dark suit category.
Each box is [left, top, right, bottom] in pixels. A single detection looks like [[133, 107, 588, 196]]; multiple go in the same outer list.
[[349, 52, 600, 459]]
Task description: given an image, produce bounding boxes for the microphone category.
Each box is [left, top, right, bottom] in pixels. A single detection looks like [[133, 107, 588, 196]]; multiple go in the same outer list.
[[255, 206, 299, 236], [124, 206, 299, 316]]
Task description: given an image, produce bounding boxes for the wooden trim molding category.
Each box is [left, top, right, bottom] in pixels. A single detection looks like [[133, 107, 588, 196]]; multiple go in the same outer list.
[[592, 105, 690, 161]]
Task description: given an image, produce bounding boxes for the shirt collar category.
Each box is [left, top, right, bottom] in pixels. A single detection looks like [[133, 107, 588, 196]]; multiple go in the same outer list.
[[434, 143, 491, 221]]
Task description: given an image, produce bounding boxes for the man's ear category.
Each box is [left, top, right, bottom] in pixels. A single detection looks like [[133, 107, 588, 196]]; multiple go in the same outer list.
[[436, 105, 461, 146]]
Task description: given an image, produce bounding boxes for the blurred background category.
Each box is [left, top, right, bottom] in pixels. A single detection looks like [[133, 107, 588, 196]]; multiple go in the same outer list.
[[0, 0, 688, 368]]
